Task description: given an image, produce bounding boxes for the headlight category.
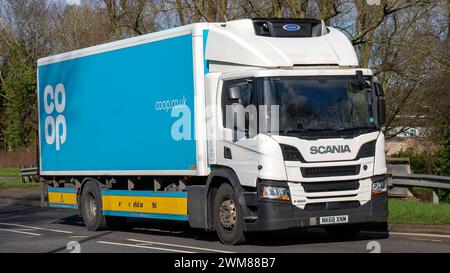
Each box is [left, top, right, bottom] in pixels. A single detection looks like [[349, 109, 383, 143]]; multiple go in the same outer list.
[[259, 185, 290, 201], [372, 180, 387, 195]]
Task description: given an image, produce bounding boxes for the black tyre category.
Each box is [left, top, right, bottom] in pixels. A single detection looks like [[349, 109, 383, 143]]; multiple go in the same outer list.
[[80, 180, 108, 231], [325, 224, 361, 240], [213, 183, 247, 245]]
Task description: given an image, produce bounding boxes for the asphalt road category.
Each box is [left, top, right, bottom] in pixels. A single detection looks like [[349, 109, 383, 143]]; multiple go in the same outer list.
[[0, 203, 449, 253]]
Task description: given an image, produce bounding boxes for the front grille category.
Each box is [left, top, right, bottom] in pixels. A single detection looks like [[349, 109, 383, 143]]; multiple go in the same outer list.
[[301, 165, 360, 178], [304, 201, 361, 211], [302, 180, 359, 193]]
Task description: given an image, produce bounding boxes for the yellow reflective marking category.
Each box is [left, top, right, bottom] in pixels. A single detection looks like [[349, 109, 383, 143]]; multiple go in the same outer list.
[[102, 195, 187, 215], [48, 192, 77, 205]]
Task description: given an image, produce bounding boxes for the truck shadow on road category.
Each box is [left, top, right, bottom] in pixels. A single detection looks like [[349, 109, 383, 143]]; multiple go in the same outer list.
[[53, 214, 389, 247], [242, 229, 389, 247], [0, 205, 72, 225], [52, 214, 85, 227]]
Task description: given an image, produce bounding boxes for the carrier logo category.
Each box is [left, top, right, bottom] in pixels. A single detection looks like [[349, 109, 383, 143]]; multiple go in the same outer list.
[[310, 145, 351, 155], [283, 24, 301, 31], [43, 84, 67, 151]]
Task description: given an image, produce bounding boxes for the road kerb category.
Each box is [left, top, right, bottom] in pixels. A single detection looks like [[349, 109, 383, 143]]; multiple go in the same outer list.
[[389, 223, 450, 236]]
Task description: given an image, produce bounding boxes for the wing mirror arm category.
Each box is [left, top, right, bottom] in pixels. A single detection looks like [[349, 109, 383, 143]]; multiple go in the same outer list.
[[226, 86, 242, 105], [374, 82, 385, 97]]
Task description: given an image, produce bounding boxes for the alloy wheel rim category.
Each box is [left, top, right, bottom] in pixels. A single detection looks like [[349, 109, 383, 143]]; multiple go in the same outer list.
[[87, 193, 97, 219], [219, 197, 236, 230]]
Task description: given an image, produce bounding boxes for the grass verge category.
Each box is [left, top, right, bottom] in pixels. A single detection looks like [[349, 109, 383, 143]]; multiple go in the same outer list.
[[389, 198, 450, 225], [0, 178, 38, 189], [0, 168, 20, 177]]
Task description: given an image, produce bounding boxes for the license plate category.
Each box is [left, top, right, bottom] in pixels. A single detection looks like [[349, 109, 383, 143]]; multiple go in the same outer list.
[[319, 215, 348, 225]]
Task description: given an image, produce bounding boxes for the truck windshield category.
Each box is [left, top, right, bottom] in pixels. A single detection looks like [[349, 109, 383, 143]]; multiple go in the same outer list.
[[259, 76, 376, 134]]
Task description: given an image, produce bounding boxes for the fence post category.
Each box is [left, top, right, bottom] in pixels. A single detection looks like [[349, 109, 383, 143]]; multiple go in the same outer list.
[[40, 178, 48, 208], [432, 189, 439, 204]]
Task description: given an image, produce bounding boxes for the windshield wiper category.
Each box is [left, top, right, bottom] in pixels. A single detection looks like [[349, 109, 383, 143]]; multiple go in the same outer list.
[[282, 128, 338, 134], [282, 126, 377, 135], [334, 126, 377, 132], [282, 129, 307, 134]]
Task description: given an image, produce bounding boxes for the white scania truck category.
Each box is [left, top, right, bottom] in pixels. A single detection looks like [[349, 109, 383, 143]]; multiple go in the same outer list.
[[37, 18, 388, 245]]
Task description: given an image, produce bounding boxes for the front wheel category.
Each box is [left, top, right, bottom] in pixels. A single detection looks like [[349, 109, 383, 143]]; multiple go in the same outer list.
[[213, 183, 247, 245]]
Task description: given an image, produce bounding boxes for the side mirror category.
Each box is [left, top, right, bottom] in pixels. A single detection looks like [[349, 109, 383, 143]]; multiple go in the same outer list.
[[227, 86, 242, 105], [374, 82, 385, 97], [355, 70, 371, 89], [377, 99, 386, 126]]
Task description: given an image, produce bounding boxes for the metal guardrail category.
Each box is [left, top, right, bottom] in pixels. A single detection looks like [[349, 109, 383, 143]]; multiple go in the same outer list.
[[19, 167, 38, 183], [389, 173, 450, 190], [389, 173, 450, 203]]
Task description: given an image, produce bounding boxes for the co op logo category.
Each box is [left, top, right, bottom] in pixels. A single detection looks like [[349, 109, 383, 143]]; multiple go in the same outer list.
[[43, 83, 67, 151]]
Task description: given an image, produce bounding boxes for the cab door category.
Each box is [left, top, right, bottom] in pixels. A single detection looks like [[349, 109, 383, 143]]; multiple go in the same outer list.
[[216, 78, 259, 187]]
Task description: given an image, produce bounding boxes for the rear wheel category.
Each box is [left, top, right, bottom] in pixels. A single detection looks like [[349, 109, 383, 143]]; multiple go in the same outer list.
[[213, 183, 247, 245], [325, 224, 361, 240], [80, 181, 108, 231]]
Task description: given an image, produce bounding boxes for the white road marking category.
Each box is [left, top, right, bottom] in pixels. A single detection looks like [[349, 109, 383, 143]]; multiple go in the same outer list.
[[264, 228, 450, 242], [389, 232, 450, 239], [0, 222, 73, 234], [127, 238, 235, 253], [69, 235, 88, 238], [12, 228, 36, 231], [361, 230, 450, 240], [411, 238, 443, 243], [97, 240, 194, 253], [0, 228, 42, 236]]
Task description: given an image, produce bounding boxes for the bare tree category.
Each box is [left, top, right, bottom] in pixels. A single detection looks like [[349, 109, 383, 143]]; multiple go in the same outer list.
[[101, 0, 160, 38]]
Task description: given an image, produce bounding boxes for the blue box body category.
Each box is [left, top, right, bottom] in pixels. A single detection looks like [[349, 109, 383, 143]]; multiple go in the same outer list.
[[38, 34, 201, 174]]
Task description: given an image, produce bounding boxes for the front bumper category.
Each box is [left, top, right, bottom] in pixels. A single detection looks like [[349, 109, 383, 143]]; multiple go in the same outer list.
[[243, 187, 388, 232]]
